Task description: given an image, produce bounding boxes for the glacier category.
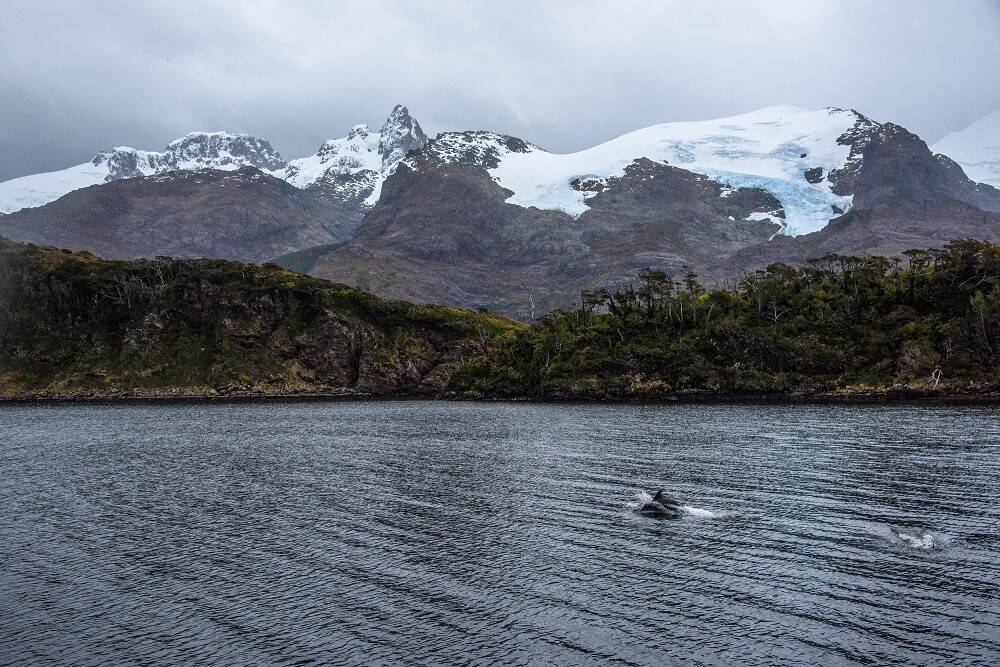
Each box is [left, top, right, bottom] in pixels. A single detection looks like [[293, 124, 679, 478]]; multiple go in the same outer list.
[[484, 106, 862, 235]]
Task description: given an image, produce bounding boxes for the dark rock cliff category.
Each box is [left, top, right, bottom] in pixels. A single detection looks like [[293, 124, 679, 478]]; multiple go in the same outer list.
[[307, 155, 786, 319]]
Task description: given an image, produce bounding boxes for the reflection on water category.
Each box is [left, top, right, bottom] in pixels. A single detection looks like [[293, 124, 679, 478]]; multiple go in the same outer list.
[[1, 401, 998, 665]]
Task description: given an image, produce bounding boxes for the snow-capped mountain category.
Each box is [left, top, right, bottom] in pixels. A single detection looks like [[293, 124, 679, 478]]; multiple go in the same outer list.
[[933, 111, 1000, 189], [0, 106, 425, 216], [162, 132, 286, 172], [278, 125, 383, 188], [423, 105, 879, 236], [300, 104, 1000, 319], [4, 103, 984, 238], [276, 104, 427, 207], [0, 132, 285, 214]]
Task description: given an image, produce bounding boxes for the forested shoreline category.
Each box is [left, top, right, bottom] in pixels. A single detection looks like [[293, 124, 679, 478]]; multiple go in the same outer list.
[[1, 237, 998, 401], [448, 239, 1000, 400]]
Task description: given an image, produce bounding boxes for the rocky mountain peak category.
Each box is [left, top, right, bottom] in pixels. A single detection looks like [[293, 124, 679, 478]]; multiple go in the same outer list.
[[91, 147, 167, 181], [89, 132, 287, 183], [378, 105, 428, 167], [162, 132, 285, 171]]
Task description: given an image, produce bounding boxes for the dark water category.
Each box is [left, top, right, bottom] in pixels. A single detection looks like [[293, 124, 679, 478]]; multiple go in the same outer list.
[[1, 402, 999, 666]]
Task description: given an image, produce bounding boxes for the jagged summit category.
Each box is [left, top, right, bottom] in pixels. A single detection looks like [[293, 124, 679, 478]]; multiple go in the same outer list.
[[276, 105, 428, 208], [280, 105, 428, 186], [378, 105, 428, 167], [0, 106, 425, 215]]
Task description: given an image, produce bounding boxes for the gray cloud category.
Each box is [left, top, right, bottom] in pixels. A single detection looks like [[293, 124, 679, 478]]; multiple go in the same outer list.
[[2, 0, 999, 181]]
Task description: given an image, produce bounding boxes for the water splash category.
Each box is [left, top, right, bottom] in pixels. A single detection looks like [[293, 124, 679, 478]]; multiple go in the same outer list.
[[680, 506, 718, 519], [627, 489, 655, 512], [627, 490, 718, 518], [879, 525, 949, 551]]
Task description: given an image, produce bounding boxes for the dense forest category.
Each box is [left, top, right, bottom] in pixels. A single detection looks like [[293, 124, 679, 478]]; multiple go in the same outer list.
[[0, 237, 517, 398], [0, 236, 998, 400], [449, 239, 1000, 399]]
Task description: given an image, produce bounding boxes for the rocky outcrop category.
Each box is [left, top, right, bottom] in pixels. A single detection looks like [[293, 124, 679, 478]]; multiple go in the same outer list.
[[833, 122, 1000, 212], [378, 104, 429, 167], [162, 132, 286, 171]]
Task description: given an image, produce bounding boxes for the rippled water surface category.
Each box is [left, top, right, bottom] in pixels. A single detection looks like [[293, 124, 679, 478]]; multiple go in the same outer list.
[[2, 401, 999, 665]]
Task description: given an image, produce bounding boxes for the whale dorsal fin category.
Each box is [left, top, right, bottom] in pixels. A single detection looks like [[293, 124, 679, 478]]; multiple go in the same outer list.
[[653, 489, 664, 502]]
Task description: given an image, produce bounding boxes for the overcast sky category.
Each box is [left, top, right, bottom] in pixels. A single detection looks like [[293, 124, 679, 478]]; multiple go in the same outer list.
[[2, 0, 999, 182]]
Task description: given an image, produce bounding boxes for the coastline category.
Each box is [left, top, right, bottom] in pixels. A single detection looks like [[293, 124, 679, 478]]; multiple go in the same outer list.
[[3, 385, 999, 406]]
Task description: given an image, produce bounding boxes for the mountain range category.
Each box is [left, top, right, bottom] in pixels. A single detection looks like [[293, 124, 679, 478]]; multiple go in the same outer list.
[[1, 105, 998, 319]]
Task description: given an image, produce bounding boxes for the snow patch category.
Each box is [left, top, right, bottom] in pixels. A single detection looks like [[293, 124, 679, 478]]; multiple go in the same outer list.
[[932, 110, 1000, 188], [0, 162, 111, 214]]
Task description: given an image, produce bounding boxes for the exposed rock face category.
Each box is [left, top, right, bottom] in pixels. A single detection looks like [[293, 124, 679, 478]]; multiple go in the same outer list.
[[826, 109, 882, 194], [95, 148, 168, 181], [162, 132, 286, 171], [724, 198, 1000, 272], [423, 131, 538, 168], [0, 168, 352, 263], [306, 155, 784, 319], [834, 122, 1000, 212], [378, 105, 429, 167], [804, 167, 824, 184], [310, 156, 583, 318]]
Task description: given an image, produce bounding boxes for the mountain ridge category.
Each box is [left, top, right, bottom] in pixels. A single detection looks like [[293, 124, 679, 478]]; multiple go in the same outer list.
[[303, 107, 1000, 318], [4, 103, 997, 226], [0, 105, 427, 216], [2, 103, 999, 320]]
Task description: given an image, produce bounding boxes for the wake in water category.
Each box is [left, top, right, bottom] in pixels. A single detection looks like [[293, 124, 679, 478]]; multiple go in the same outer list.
[[878, 525, 949, 551], [628, 490, 719, 519]]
